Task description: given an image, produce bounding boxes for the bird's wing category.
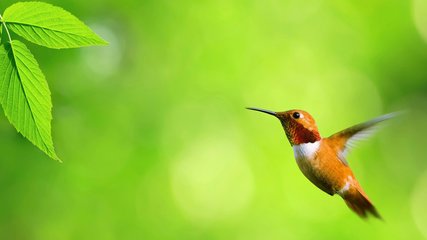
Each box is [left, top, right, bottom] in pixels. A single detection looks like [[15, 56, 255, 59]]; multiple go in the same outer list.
[[327, 112, 398, 165]]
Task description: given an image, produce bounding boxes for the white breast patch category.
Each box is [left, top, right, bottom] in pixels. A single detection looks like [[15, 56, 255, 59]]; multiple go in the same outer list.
[[292, 141, 321, 160]]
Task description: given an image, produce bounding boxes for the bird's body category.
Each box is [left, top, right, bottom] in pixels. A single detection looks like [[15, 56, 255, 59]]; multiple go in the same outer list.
[[247, 108, 394, 219], [292, 138, 380, 218], [293, 140, 350, 196]]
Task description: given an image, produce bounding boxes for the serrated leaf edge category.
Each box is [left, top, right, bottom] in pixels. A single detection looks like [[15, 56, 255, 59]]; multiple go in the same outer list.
[[2, 41, 60, 161]]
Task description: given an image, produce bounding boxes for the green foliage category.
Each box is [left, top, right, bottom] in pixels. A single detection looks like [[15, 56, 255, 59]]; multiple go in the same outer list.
[[0, 2, 107, 160], [0, 40, 58, 160], [3, 2, 107, 49]]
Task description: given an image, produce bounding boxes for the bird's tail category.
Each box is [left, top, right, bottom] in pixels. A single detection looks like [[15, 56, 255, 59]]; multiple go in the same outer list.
[[342, 188, 381, 219]]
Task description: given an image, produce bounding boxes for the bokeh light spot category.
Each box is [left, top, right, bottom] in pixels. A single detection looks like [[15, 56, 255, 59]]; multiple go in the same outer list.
[[80, 22, 122, 78], [413, 0, 427, 43], [411, 170, 427, 238], [170, 135, 254, 223]]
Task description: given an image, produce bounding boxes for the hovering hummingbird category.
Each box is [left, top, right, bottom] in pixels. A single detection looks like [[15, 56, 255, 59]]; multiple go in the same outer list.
[[247, 107, 396, 219]]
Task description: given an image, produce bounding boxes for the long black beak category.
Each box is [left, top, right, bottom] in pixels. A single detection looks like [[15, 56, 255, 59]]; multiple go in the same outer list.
[[246, 107, 277, 117]]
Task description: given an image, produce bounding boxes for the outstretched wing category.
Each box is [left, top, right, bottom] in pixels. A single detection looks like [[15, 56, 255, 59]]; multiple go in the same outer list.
[[327, 112, 398, 165]]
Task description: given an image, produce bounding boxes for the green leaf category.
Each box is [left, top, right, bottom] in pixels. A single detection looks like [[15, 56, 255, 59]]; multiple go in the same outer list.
[[2, 2, 107, 49], [0, 40, 59, 160]]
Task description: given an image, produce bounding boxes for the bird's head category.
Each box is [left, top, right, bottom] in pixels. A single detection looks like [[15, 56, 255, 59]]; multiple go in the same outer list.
[[247, 107, 321, 145]]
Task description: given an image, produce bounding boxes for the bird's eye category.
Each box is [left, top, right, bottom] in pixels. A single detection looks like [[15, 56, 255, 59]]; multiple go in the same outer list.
[[292, 112, 300, 119]]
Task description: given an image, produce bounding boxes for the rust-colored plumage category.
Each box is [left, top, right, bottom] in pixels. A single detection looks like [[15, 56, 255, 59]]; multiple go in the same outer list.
[[248, 107, 395, 219]]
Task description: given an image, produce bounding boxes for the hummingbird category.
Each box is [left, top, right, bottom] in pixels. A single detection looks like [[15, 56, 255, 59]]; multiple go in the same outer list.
[[247, 107, 396, 219]]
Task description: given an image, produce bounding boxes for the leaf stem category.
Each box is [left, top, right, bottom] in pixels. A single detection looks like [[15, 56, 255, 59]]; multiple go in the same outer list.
[[0, 14, 13, 44]]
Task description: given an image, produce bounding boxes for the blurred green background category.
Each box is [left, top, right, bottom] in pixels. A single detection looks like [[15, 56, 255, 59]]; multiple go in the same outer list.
[[1, 0, 427, 239]]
